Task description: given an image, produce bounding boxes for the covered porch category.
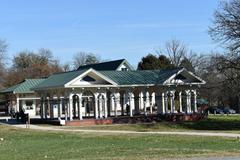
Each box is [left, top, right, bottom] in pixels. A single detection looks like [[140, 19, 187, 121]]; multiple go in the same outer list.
[[32, 68, 205, 125]]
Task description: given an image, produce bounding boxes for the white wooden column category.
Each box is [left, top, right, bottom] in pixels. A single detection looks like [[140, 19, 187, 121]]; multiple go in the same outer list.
[[144, 101, 147, 115], [58, 98, 62, 119], [16, 95, 20, 112], [78, 93, 83, 120], [104, 93, 108, 118], [74, 96, 77, 118], [193, 90, 197, 113], [145, 91, 150, 114], [151, 92, 156, 107], [94, 93, 99, 119], [129, 92, 134, 117], [123, 93, 127, 116], [161, 92, 165, 114], [150, 92, 155, 114], [110, 93, 114, 116], [69, 94, 73, 121], [99, 95, 103, 119], [186, 90, 191, 113], [60, 98, 63, 117], [114, 94, 118, 117], [65, 100, 68, 121], [170, 91, 176, 113], [164, 93, 168, 113], [179, 92, 183, 113], [139, 92, 144, 111], [43, 99, 47, 119]]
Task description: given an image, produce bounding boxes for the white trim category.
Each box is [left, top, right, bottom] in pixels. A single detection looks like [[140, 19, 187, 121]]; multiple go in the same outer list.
[[116, 60, 134, 71], [64, 68, 118, 87], [19, 97, 41, 100], [163, 68, 206, 85]]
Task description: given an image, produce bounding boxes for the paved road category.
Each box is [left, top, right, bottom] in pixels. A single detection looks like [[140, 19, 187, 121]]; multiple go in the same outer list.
[[7, 123, 240, 138]]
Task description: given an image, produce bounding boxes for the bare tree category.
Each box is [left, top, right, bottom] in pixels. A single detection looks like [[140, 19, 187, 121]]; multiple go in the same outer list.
[[0, 39, 8, 89], [72, 52, 100, 69], [62, 63, 71, 72], [73, 52, 87, 69], [156, 39, 188, 67], [208, 0, 240, 111], [0, 39, 7, 68], [165, 39, 187, 67], [209, 0, 240, 52]]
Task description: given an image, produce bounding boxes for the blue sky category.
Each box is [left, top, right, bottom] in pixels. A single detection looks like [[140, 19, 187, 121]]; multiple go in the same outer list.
[[0, 0, 220, 67]]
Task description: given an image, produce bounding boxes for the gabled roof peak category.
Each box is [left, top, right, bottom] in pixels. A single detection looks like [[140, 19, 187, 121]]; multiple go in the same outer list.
[[77, 59, 133, 71]]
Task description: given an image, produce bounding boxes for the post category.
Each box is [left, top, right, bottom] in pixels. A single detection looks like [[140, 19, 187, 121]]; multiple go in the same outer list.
[[139, 92, 144, 111], [99, 96, 103, 119], [69, 94, 73, 121], [65, 101, 68, 121], [110, 94, 114, 116], [164, 93, 168, 113], [104, 94, 108, 118], [179, 92, 183, 113], [170, 91, 175, 113], [78, 94, 83, 120], [193, 90, 197, 113], [58, 98, 62, 119], [114, 94, 118, 117], [129, 92, 134, 117], [161, 92, 165, 114], [145, 91, 150, 114], [186, 90, 191, 113], [151, 92, 156, 107], [16, 95, 20, 112], [95, 93, 99, 119]]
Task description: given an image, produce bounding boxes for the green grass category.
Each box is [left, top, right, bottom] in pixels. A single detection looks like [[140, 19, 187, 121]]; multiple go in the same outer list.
[[63, 115, 240, 133], [1, 115, 240, 159], [0, 125, 240, 160]]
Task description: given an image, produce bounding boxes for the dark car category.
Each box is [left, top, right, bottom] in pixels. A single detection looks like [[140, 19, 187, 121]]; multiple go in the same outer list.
[[208, 107, 224, 114], [223, 107, 236, 114]]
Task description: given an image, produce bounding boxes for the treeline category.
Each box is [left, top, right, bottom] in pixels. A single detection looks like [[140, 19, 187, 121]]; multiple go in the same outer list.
[[0, 44, 102, 88]]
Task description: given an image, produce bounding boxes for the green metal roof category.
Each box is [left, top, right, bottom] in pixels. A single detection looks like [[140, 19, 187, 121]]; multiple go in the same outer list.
[[77, 59, 134, 71], [100, 68, 182, 85], [33, 68, 183, 90], [0, 79, 45, 94], [33, 69, 87, 90]]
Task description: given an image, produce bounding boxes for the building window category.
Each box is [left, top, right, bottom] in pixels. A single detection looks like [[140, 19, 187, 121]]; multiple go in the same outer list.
[[82, 76, 96, 82], [121, 68, 128, 71]]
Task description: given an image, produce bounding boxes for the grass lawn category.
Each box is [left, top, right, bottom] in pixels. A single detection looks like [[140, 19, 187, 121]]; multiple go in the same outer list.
[[62, 115, 240, 133], [1, 118, 240, 160]]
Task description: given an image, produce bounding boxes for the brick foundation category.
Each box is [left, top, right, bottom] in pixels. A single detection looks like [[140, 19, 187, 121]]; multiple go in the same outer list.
[[30, 113, 207, 126], [65, 113, 207, 126], [65, 118, 113, 126]]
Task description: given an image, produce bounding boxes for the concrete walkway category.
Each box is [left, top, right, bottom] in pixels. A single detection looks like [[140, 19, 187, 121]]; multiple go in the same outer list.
[[9, 124, 240, 138]]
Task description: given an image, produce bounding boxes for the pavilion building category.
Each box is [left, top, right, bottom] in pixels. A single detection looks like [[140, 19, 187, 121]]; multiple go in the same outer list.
[[1, 59, 205, 124]]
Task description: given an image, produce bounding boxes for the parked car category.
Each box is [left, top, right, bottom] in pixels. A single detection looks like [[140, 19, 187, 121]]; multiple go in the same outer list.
[[208, 106, 224, 114], [223, 107, 236, 114]]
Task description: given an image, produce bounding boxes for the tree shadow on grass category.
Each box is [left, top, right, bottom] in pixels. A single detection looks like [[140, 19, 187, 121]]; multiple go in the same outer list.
[[136, 116, 240, 131], [175, 117, 240, 131]]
